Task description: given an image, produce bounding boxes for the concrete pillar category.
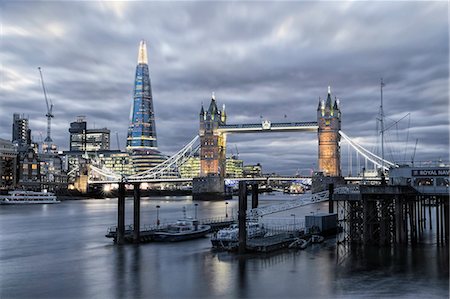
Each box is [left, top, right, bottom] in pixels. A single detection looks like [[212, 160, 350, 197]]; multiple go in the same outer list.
[[133, 183, 141, 244], [238, 181, 247, 254], [328, 183, 334, 214], [117, 182, 126, 245], [251, 183, 259, 209]]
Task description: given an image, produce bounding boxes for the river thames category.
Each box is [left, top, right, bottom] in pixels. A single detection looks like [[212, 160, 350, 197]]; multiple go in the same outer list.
[[1, 193, 448, 299]]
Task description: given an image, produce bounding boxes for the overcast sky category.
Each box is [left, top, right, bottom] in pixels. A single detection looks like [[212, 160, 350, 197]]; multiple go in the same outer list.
[[1, 1, 448, 175]]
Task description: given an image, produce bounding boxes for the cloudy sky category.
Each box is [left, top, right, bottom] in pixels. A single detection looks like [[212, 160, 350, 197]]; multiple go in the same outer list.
[[1, 1, 448, 175]]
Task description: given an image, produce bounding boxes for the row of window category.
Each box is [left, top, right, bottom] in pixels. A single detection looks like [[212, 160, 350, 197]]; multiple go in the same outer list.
[[413, 177, 449, 187]]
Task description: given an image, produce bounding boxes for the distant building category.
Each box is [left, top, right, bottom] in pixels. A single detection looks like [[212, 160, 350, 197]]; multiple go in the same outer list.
[[17, 148, 41, 191], [62, 150, 133, 191], [180, 155, 243, 178], [0, 138, 17, 190], [126, 40, 165, 173], [69, 116, 110, 152], [243, 163, 263, 178], [225, 157, 243, 178], [180, 156, 201, 178], [12, 113, 31, 150], [39, 152, 68, 192]]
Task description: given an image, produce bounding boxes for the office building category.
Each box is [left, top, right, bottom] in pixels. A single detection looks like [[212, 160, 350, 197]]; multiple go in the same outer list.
[[69, 116, 110, 152], [126, 40, 165, 173], [0, 138, 17, 190]]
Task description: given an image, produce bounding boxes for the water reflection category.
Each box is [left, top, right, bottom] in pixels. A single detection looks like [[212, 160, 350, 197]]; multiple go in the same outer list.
[[0, 197, 448, 299]]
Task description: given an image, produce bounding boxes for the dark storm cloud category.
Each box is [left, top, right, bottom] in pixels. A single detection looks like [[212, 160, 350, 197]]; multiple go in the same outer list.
[[0, 1, 448, 174]]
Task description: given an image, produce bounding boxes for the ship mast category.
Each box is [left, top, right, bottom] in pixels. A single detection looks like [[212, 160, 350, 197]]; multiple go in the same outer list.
[[380, 78, 385, 171]]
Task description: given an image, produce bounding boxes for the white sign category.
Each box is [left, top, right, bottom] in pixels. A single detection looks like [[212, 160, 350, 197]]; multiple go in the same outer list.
[[262, 120, 271, 130]]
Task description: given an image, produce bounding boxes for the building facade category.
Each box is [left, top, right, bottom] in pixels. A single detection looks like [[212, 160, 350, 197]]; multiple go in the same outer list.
[[69, 117, 110, 152], [0, 138, 17, 190], [180, 155, 243, 178], [126, 40, 164, 173], [317, 87, 341, 177], [243, 163, 263, 178], [12, 113, 31, 150]]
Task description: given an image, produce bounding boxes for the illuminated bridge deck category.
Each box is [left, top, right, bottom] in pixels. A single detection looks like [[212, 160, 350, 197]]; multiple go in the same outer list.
[[218, 121, 318, 133]]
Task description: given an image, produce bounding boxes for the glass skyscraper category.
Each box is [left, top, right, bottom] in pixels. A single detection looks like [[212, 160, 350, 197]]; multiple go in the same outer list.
[[126, 40, 165, 173]]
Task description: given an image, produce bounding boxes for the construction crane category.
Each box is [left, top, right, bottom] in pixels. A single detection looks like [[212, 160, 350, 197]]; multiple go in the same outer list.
[[38, 67, 54, 153]]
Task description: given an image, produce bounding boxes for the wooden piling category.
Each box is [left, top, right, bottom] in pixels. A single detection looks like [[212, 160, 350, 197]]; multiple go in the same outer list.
[[436, 197, 440, 245], [238, 181, 248, 254], [251, 183, 259, 209], [441, 197, 444, 244], [117, 182, 126, 245], [429, 197, 432, 230], [329, 183, 334, 214], [133, 183, 141, 244]]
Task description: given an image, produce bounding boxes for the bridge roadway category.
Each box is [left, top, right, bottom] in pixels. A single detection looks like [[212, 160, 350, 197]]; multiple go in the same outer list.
[[89, 176, 384, 184], [218, 121, 318, 133]]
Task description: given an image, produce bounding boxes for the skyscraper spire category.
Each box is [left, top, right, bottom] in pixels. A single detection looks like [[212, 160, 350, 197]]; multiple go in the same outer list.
[[138, 40, 148, 64], [127, 40, 164, 173]]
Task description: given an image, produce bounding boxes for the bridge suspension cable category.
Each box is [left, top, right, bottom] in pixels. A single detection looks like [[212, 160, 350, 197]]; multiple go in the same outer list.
[[128, 135, 200, 180], [339, 130, 397, 171]]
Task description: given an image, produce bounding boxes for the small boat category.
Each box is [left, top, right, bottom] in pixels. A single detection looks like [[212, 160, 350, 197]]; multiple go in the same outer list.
[[151, 218, 211, 242], [311, 235, 324, 243], [211, 222, 266, 249], [0, 190, 60, 205], [288, 238, 311, 249]]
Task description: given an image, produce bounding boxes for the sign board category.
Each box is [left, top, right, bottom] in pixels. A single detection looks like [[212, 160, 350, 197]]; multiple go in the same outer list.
[[262, 120, 271, 130], [411, 169, 449, 176]]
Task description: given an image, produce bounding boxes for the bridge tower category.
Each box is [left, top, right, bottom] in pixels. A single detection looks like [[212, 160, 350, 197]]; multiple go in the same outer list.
[[194, 93, 227, 200], [199, 93, 227, 177], [317, 86, 341, 177]]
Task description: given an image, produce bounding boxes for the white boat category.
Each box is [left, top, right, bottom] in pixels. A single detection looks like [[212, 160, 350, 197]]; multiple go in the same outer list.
[[151, 218, 211, 242], [288, 238, 311, 249], [0, 190, 60, 205], [311, 235, 325, 243], [211, 222, 266, 249]]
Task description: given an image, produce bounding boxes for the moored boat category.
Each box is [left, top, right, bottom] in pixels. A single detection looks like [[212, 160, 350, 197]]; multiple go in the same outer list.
[[151, 218, 211, 242], [211, 222, 267, 249], [288, 237, 311, 249], [0, 190, 60, 205], [311, 234, 325, 243]]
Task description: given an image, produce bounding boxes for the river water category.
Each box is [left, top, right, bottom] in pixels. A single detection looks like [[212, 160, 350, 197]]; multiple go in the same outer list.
[[0, 194, 448, 299]]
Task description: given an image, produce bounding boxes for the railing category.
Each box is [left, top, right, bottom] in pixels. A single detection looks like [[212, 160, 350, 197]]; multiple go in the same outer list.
[[248, 191, 329, 218]]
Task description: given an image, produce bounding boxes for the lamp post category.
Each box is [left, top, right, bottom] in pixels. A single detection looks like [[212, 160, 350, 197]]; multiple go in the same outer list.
[[194, 203, 198, 219], [156, 205, 160, 226], [225, 201, 229, 218]]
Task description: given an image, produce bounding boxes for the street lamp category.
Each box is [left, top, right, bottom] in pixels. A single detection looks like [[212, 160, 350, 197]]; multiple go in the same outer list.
[[156, 205, 160, 227], [225, 202, 229, 218], [194, 203, 198, 219]]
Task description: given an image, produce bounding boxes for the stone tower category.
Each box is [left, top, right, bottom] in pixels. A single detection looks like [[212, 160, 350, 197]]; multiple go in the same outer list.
[[199, 93, 227, 177], [317, 86, 341, 177]]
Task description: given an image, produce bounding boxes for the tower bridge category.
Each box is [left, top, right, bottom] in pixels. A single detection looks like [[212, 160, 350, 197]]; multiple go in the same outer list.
[[88, 87, 397, 190], [194, 87, 341, 199]]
